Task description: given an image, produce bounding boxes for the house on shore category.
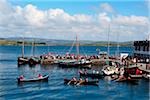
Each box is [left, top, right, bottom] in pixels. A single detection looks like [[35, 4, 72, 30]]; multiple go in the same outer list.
[[133, 38, 150, 64]]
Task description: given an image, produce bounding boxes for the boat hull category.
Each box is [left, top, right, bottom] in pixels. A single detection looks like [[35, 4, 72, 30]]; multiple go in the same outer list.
[[17, 75, 49, 83], [79, 72, 103, 79], [115, 78, 138, 84], [28, 57, 41, 66], [64, 79, 98, 86], [17, 57, 28, 65], [59, 62, 92, 69]]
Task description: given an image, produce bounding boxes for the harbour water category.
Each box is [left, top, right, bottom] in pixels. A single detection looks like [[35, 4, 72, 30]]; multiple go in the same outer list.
[[0, 46, 149, 100]]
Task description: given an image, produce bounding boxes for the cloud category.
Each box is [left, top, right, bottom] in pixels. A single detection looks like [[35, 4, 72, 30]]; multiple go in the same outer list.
[[0, 0, 149, 41], [113, 15, 149, 26], [99, 3, 115, 14]]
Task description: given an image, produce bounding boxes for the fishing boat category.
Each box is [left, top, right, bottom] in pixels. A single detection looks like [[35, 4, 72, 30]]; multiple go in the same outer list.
[[17, 38, 29, 65], [59, 59, 92, 69], [59, 34, 91, 68], [18, 57, 28, 65], [115, 78, 138, 84], [17, 75, 49, 83], [79, 70, 103, 79], [28, 40, 41, 66], [64, 78, 98, 86], [28, 57, 41, 66]]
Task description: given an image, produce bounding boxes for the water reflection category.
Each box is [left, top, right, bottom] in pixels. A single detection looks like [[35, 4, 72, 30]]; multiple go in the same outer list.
[[17, 81, 49, 87]]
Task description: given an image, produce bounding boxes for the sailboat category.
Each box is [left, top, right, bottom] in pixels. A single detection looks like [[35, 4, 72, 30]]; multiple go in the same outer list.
[[17, 38, 28, 65], [58, 34, 92, 68], [28, 40, 41, 66]]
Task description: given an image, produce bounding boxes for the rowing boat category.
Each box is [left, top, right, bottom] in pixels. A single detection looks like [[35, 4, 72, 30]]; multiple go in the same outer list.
[[17, 75, 49, 83], [115, 78, 138, 84], [64, 78, 99, 86], [79, 71, 103, 79]]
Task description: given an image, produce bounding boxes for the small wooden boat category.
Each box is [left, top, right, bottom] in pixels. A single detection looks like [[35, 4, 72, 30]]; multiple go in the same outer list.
[[79, 71, 103, 79], [28, 57, 41, 66], [115, 78, 138, 84], [18, 57, 28, 65], [64, 78, 99, 86], [17, 75, 49, 83]]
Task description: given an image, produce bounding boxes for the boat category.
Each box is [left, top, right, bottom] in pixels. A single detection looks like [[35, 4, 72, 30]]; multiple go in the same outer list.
[[115, 78, 138, 84], [17, 38, 29, 65], [64, 78, 99, 86], [28, 40, 41, 66], [59, 34, 91, 68], [143, 74, 150, 80], [129, 74, 142, 79], [18, 57, 28, 65], [59, 59, 92, 69], [102, 65, 117, 76], [79, 70, 103, 79], [17, 75, 49, 83], [28, 57, 41, 66]]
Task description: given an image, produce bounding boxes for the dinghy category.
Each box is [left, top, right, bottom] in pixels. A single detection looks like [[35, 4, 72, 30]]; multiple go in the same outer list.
[[17, 75, 49, 83]]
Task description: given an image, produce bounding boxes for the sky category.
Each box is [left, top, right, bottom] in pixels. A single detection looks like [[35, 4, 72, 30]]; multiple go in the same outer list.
[[0, 0, 149, 41]]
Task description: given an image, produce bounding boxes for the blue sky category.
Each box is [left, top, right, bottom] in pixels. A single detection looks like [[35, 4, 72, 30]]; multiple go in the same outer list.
[[9, 0, 148, 16], [0, 0, 149, 41]]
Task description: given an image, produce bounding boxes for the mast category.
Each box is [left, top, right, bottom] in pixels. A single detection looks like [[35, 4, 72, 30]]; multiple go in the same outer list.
[[76, 33, 79, 60], [31, 39, 35, 56], [22, 37, 24, 57], [107, 23, 110, 57], [117, 27, 120, 57], [47, 43, 49, 53]]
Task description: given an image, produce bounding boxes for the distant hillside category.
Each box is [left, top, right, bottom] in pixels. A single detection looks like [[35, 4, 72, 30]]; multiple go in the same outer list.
[[0, 37, 133, 46], [0, 37, 94, 46], [84, 41, 133, 47]]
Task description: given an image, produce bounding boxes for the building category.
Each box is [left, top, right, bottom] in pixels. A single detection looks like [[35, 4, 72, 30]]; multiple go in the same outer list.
[[133, 40, 150, 63]]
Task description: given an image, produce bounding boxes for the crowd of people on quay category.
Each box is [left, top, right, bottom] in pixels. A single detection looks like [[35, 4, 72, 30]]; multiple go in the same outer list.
[[40, 52, 101, 61]]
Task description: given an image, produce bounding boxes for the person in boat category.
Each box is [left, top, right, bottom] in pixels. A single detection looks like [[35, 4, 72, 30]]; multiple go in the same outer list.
[[84, 69, 87, 74], [77, 78, 85, 85], [79, 70, 83, 74], [93, 70, 96, 74], [96, 71, 99, 74], [85, 78, 88, 82], [19, 75, 24, 80], [123, 70, 131, 80], [68, 77, 77, 85], [116, 68, 126, 81], [38, 74, 43, 78]]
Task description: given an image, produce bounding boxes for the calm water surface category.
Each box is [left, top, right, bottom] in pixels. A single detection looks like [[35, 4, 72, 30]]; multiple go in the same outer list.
[[0, 46, 149, 100]]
